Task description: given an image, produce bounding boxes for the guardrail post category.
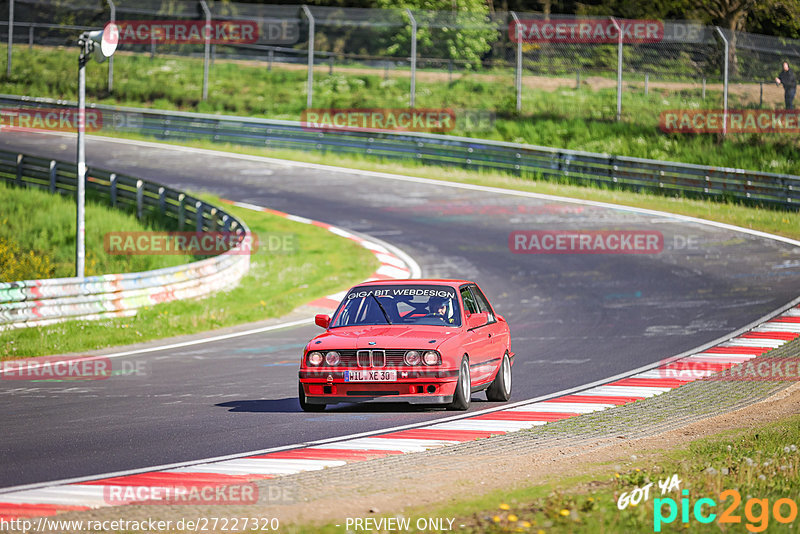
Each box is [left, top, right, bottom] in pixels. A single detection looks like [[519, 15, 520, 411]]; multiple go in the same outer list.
[[268, 49, 273, 71], [136, 179, 143, 220], [510, 12, 522, 113], [158, 186, 166, 215], [15, 154, 22, 184], [406, 8, 417, 108], [109, 173, 117, 206], [195, 201, 204, 232], [301, 5, 315, 108], [49, 160, 57, 193], [28, 25, 33, 49], [178, 193, 185, 230]]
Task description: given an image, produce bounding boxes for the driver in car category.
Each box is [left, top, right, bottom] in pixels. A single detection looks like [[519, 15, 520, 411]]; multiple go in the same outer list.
[[429, 296, 453, 324]]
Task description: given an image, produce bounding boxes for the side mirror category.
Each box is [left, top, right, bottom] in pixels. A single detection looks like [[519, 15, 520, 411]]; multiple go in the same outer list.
[[466, 311, 489, 330], [315, 314, 331, 329]]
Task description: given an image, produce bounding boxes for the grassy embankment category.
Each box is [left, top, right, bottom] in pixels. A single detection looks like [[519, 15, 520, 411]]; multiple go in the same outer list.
[[1, 44, 798, 174], [1, 184, 377, 358], [291, 411, 800, 533]]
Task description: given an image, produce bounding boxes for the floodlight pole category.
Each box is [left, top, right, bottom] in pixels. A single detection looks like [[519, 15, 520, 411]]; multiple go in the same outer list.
[[610, 17, 622, 122], [107, 0, 115, 92], [76, 35, 90, 278], [406, 8, 417, 108], [301, 5, 315, 108], [199, 0, 211, 101], [7, 0, 14, 77], [510, 11, 522, 112], [714, 27, 729, 136]]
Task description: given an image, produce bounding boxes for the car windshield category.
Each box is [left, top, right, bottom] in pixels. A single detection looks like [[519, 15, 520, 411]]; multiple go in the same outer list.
[[331, 285, 461, 328]]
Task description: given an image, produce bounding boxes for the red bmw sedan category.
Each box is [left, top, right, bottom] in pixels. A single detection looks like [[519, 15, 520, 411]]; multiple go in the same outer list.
[[298, 279, 513, 411]]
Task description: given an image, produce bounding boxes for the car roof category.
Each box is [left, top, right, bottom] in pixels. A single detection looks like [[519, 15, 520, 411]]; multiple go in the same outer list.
[[353, 279, 472, 288]]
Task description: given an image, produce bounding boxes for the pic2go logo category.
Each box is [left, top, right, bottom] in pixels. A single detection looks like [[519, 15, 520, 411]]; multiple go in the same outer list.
[[654, 489, 798, 532]]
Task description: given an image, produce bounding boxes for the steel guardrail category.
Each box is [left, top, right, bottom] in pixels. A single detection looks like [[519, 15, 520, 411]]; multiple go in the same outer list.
[[0, 148, 250, 330], [2, 94, 798, 208]]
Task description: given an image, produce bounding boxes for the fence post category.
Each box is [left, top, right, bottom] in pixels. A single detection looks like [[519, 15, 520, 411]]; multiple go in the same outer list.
[[268, 48, 273, 71], [576, 69, 580, 90], [301, 5, 315, 108], [49, 160, 57, 193], [7, 0, 14, 77], [28, 25, 33, 49], [610, 17, 622, 121], [178, 193, 185, 230], [714, 27, 729, 136], [106, 0, 115, 92], [759, 81, 763, 108], [158, 187, 166, 215], [406, 8, 417, 108], [136, 179, 144, 219], [510, 11, 522, 112], [702, 78, 706, 99], [15, 154, 22, 184], [109, 173, 117, 206], [199, 0, 211, 101], [195, 201, 204, 232], [645, 73, 648, 95]]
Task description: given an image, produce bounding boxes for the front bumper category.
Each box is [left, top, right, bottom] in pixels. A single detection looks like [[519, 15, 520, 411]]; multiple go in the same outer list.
[[299, 367, 459, 405]]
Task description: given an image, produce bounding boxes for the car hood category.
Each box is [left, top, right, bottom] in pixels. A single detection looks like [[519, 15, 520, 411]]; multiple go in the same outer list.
[[309, 325, 459, 351]]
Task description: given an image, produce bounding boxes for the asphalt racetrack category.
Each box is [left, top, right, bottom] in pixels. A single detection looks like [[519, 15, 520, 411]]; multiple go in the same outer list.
[[2, 133, 799, 489]]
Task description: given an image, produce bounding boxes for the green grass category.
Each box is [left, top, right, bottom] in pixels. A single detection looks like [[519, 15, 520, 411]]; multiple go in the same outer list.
[[2, 194, 378, 358], [285, 413, 800, 533], [3, 45, 798, 175], [0, 180, 193, 280]]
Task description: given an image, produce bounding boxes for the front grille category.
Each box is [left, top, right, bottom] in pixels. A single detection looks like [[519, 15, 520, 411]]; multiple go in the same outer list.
[[331, 349, 424, 367]]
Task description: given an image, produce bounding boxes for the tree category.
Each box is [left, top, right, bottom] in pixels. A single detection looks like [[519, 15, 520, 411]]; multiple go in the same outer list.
[[374, 0, 500, 70]]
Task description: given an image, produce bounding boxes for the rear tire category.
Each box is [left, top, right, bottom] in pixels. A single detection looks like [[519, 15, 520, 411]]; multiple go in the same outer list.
[[299, 383, 325, 412], [447, 356, 471, 410], [486, 352, 512, 402]]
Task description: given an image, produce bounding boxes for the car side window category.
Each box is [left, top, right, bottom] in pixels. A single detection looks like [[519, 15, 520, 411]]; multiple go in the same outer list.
[[470, 285, 496, 323], [460, 286, 479, 315]]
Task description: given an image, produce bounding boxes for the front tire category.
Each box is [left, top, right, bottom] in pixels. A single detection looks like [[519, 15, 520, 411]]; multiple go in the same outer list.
[[299, 383, 325, 412], [447, 356, 471, 410], [486, 352, 512, 402]]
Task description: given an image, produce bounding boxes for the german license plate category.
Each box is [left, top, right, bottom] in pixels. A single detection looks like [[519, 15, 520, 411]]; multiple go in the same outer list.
[[344, 370, 397, 382]]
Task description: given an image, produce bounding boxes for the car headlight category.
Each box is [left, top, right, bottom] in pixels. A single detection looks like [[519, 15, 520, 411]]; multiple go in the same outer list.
[[423, 351, 440, 365], [404, 350, 421, 365], [307, 351, 323, 366], [325, 351, 340, 365]]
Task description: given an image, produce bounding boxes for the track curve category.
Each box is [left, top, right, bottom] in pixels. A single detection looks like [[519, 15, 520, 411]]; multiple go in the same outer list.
[[2, 132, 799, 488]]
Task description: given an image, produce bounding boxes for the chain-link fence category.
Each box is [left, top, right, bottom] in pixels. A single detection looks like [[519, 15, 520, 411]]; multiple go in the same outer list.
[[1, 0, 799, 132]]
